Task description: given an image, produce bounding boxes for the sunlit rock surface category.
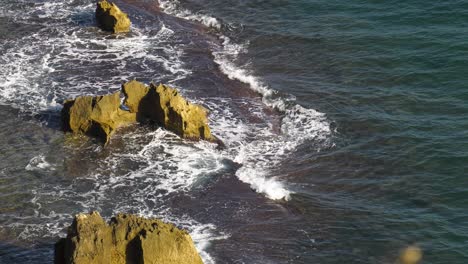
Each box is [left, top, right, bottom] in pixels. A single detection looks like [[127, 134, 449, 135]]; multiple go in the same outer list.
[[54, 212, 204, 264]]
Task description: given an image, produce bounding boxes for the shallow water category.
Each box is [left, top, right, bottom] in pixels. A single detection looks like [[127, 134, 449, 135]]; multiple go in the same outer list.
[[1, 0, 467, 263]]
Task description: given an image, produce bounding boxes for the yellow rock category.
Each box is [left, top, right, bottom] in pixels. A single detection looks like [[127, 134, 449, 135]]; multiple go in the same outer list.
[[62, 81, 217, 144], [122, 80, 150, 113], [96, 0, 131, 33], [122, 80, 216, 141], [152, 83, 215, 141], [55, 212, 203, 264], [61, 91, 136, 144]]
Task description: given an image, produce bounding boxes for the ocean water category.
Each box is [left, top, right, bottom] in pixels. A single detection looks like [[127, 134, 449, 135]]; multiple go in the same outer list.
[[0, 0, 467, 263]]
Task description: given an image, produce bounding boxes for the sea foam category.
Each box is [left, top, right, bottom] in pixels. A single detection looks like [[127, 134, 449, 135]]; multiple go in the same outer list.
[[159, 0, 332, 201], [0, 2, 219, 262], [0, 2, 332, 263], [159, 0, 223, 30]]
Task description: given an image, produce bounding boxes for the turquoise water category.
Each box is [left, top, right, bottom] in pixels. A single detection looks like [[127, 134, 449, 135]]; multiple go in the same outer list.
[[0, 0, 467, 263]]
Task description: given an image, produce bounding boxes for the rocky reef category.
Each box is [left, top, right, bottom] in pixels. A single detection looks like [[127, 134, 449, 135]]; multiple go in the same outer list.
[[54, 212, 203, 264], [61, 80, 216, 144], [96, 0, 131, 33]]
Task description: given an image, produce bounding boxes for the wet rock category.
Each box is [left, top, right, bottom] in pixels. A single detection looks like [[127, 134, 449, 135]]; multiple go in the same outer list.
[[61, 91, 136, 143], [96, 0, 131, 33], [154, 83, 216, 141], [55, 212, 203, 264], [122, 80, 216, 141], [62, 80, 217, 144], [121, 80, 150, 114]]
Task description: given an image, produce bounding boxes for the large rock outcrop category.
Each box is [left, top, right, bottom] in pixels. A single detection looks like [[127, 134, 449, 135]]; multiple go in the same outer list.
[[55, 212, 203, 264], [62, 81, 216, 143], [96, 0, 131, 33]]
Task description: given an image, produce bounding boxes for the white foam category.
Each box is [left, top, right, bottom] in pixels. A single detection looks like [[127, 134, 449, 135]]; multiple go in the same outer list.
[[159, 3, 332, 200], [0, 4, 190, 113], [1, 3, 333, 264], [201, 97, 330, 202], [103, 129, 224, 194], [159, 0, 222, 30], [236, 167, 291, 200], [8, 128, 226, 262], [209, 67, 331, 200], [176, 219, 229, 264], [25, 154, 56, 171], [1, 2, 221, 262], [140, 209, 229, 264], [86, 129, 226, 262]]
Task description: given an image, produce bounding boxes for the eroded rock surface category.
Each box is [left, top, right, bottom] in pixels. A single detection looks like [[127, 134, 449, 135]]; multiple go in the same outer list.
[[55, 212, 203, 264], [96, 0, 131, 33], [61, 91, 136, 143], [62, 81, 216, 143], [123, 80, 216, 141]]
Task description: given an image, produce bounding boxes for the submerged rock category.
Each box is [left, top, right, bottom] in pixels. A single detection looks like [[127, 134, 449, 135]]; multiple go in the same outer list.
[[399, 245, 423, 264], [62, 80, 217, 144], [61, 91, 136, 143], [96, 0, 131, 33], [55, 212, 203, 264]]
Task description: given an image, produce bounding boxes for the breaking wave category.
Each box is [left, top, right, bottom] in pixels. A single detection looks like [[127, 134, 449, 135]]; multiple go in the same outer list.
[[159, 0, 332, 200]]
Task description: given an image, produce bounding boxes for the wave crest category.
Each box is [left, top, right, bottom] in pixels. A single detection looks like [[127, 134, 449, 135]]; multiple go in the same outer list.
[[159, 1, 332, 201]]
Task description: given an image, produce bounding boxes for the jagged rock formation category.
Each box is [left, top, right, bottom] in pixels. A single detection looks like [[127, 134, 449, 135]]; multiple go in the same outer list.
[[61, 80, 216, 143], [61, 91, 136, 143], [55, 212, 203, 264], [122, 80, 216, 141], [96, 0, 131, 33]]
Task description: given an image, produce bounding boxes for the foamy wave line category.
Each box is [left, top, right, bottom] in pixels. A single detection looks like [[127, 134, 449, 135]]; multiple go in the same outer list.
[[213, 48, 331, 201], [159, 0, 222, 29], [159, 0, 332, 201], [235, 167, 291, 200], [213, 38, 288, 111]]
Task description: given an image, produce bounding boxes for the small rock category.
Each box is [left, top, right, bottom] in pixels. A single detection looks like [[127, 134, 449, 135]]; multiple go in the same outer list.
[[96, 0, 131, 33]]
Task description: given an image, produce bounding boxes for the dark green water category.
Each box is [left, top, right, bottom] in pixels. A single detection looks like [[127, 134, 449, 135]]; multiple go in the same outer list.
[[1, 0, 467, 263]]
